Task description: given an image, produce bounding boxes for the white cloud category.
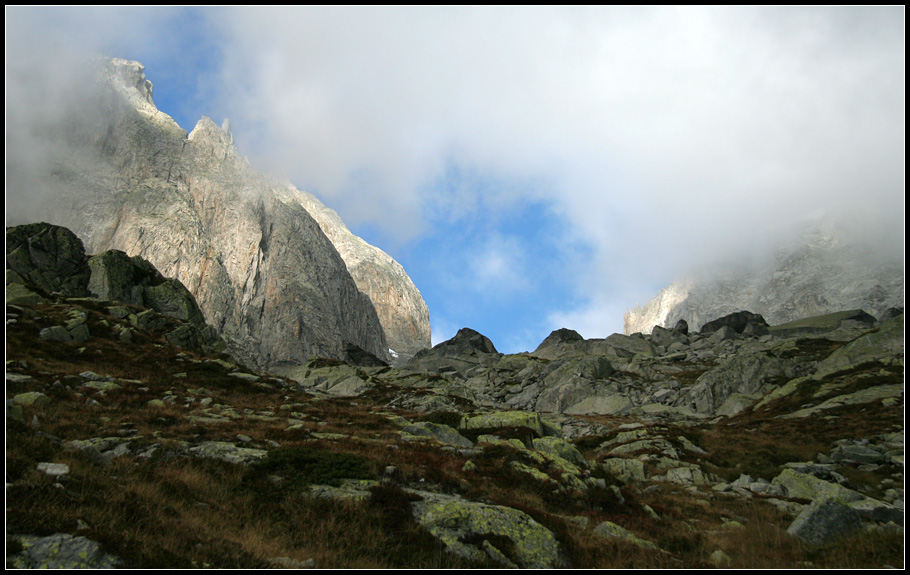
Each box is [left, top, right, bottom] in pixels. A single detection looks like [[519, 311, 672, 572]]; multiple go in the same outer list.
[[6, 6, 904, 341], [469, 234, 529, 295]]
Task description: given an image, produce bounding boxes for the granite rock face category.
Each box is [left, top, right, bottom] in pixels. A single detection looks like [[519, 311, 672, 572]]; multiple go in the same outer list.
[[5, 57, 432, 369], [295, 194, 431, 363]]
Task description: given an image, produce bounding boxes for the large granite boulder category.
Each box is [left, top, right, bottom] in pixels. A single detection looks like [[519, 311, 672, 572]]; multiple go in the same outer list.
[[699, 310, 769, 335], [411, 492, 562, 568], [88, 249, 208, 328], [6, 222, 91, 297]]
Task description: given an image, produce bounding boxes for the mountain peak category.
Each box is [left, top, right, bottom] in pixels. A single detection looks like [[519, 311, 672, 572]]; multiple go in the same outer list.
[[5, 56, 438, 369]]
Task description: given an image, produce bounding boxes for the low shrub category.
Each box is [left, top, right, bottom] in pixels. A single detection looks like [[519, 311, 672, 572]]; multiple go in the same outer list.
[[251, 445, 375, 489]]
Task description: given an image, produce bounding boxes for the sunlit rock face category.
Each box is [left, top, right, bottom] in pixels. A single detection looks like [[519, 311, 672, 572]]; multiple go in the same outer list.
[[625, 221, 904, 335], [295, 194, 431, 364], [4, 57, 437, 369]]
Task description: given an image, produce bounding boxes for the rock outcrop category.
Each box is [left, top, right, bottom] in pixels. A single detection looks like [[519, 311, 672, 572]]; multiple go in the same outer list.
[[6, 57, 430, 370], [6, 222, 93, 298], [6, 222, 225, 355], [395, 309, 904, 419]]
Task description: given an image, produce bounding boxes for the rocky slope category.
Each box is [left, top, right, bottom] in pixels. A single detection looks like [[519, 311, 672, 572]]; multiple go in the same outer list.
[[625, 222, 904, 335], [6, 57, 430, 369], [6, 280, 903, 567], [5, 229, 904, 567]]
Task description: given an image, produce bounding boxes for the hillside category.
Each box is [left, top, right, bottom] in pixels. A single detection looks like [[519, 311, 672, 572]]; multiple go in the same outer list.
[[6, 230, 904, 568]]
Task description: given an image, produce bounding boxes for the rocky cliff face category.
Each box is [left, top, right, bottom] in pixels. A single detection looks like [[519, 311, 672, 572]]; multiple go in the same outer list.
[[625, 223, 904, 335], [7, 57, 430, 369], [295, 194, 431, 363]]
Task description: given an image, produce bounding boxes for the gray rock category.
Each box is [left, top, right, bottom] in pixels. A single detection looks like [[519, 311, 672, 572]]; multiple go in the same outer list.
[[411, 492, 562, 569], [830, 444, 887, 465], [531, 436, 587, 468], [12, 392, 50, 406], [816, 313, 904, 372], [402, 422, 474, 448], [5, 222, 92, 297], [460, 411, 561, 439], [188, 441, 268, 465], [7, 533, 121, 568], [601, 458, 647, 483], [39, 325, 72, 342], [593, 521, 658, 549], [787, 498, 863, 546], [650, 325, 689, 349], [772, 468, 904, 525], [37, 462, 70, 477]]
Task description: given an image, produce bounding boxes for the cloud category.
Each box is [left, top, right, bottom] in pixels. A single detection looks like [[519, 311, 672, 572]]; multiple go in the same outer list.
[[468, 234, 529, 295], [207, 7, 903, 247], [6, 7, 904, 348]]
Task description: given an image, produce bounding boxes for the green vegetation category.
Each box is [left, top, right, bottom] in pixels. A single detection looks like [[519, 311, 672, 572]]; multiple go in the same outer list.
[[251, 445, 375, 488]]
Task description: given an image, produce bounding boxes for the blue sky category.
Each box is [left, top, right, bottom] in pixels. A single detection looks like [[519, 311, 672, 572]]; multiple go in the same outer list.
[[6, 7, 905, 353]]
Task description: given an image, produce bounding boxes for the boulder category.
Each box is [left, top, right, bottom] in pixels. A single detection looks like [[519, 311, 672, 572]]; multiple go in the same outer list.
[[12, 392, 50, 406], [461, 411, 562, 438], [411, 492, 562, 568], [700, 310, 769, 335], [816, 313, 904, 372], [786, 498, 863, 546], [88, 250, 208, 328], [600, 458, 647, 483], [772, 468, 904, 525], [650, 325, 688, 349], [672, 319, 689, 335], [531, 436, 588, 469], [407, 328, 501, 377], [7, 533, 121, 568], [433, 327, 499, 356], [534, 328, 586, 358], [592, 521, 658, 550], [675, 348, 796, 414], [6, 222, 92, 296], [401, 422, 474, 448], [188, 441, 268, 465]]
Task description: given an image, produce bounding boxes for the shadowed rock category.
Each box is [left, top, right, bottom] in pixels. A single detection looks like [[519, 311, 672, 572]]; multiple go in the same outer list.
[[787, 498, 863, 546], [6, 222, 91, 297], [700, 310, 769, 335]]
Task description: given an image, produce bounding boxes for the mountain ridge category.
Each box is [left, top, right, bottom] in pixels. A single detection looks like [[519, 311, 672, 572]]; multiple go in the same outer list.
[[625, 219, 904, 335], [6, 57, 430, 369]]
